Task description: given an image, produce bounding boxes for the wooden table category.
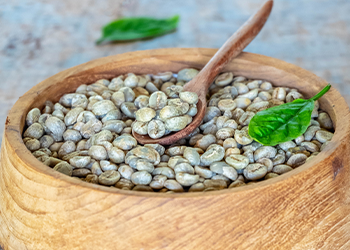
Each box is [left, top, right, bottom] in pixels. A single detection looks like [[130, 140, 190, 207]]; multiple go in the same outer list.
[[1, 0, 349, 144]]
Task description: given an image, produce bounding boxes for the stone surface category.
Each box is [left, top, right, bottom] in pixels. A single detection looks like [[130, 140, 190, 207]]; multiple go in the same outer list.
[[0, 0, 349, 144]]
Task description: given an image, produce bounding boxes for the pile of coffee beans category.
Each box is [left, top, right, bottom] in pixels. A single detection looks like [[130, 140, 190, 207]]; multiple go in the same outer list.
[[23, 69, 334, 192]]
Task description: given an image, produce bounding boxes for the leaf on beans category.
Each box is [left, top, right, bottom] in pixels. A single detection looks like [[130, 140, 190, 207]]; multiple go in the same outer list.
[[248, 84, 331, 146]]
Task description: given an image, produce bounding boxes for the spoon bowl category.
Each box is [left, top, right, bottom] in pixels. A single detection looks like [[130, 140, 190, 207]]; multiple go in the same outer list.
[[132, 98, 206, 144]]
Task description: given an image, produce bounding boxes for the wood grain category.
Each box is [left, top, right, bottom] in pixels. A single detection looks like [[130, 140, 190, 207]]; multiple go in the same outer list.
[[0, 49, 349, 250], [134, 0, 273, 145]]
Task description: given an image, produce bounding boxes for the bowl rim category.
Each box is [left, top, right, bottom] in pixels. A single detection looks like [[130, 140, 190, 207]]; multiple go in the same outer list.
[[4, 48, 349, 198]]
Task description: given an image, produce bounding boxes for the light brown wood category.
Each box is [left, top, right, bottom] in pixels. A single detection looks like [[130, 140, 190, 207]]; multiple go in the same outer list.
[[0, 48, 350, 250], [133, 0, 273, 145]]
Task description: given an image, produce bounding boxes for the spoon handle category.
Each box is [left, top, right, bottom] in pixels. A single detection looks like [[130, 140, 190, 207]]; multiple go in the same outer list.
[[185, 0, 273, 98]]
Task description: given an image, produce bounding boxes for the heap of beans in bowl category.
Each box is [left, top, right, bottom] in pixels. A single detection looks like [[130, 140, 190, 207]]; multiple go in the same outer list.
[[22, 69, 334, 192]]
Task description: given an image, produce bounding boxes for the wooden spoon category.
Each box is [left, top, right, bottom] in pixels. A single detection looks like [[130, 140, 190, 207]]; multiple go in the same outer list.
[[133, 0, 274, 145]]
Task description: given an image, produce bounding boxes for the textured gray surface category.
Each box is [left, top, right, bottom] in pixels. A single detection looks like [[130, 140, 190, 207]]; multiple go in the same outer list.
[[0, 0, 349, 142]]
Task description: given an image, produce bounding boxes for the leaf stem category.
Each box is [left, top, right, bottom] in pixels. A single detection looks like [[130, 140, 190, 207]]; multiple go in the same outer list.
[[311, 84, 331, 101]]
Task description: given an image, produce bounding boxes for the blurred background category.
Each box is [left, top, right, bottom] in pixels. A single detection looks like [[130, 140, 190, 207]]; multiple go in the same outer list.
[[0, 0, 349, 144]]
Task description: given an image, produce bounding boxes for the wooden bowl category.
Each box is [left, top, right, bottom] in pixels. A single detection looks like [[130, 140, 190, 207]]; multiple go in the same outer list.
[[1, 48, 350, 250]]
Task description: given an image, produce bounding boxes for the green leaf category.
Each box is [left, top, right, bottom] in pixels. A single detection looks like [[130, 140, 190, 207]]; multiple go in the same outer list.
[[96, 15, 180, 45], [248, 84, 331, 146]]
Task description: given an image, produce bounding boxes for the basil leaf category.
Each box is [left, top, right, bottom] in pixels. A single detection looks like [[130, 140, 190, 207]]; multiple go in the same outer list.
[[96, 15, 179, 45], [248, 84, 331, 146], [248, 99, 314, 146]]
